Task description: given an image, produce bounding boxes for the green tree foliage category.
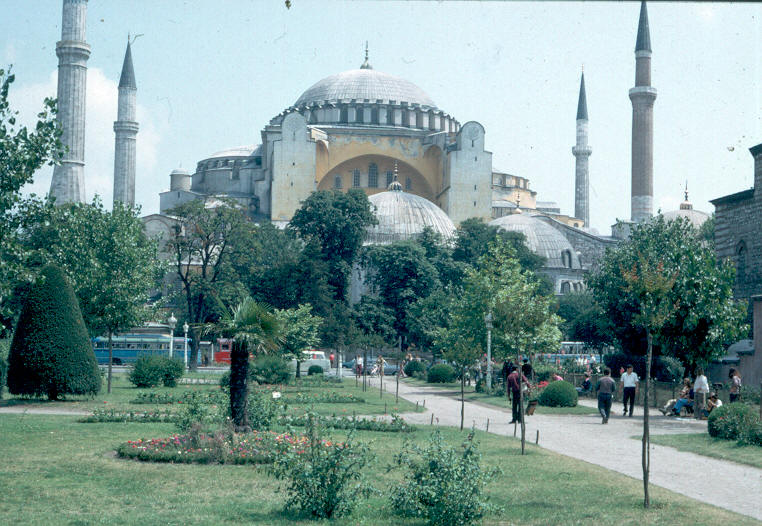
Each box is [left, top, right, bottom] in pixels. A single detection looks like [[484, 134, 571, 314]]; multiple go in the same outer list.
[[7, 265, 100, 399], [289, 189, 376, 301], [556, 291, 613, 348], [274, 304, 322, 376], [167, 199, 250, 369], [0, 67, 63, 332], [453, 218, 546, 273], [352, 295, 396, 345], [588, 216, 747, 370]]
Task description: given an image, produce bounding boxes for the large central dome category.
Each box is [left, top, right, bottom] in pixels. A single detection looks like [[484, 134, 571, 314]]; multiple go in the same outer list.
[[294, 68, 437, 109]]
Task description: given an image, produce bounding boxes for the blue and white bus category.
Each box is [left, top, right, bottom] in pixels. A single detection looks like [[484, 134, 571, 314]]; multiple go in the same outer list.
[[92, 333, 194, 365]]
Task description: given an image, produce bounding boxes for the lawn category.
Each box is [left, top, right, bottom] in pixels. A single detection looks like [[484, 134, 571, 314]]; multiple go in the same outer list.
[[647, 433, 762, 470], [0, 414, 756, 525]]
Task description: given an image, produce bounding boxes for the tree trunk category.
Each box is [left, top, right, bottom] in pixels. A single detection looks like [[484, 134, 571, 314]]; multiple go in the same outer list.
[[230, 340, 250, 432], [460, 367, 465, 431], [296, 359, 301, 379], [107, 331, 113, 394], [519, 351, 526, 455], [642, 331, 652, 508], [188, 326, 199, 371], [362, 348, 367, 392]]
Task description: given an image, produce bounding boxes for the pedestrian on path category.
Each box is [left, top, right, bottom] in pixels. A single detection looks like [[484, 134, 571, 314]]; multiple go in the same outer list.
[[620, 364, 639, 417], [729, 368, 742, 403], [693, 367, 709, 419], [507, 368, 530, 424], [596, 367, 616, 424]]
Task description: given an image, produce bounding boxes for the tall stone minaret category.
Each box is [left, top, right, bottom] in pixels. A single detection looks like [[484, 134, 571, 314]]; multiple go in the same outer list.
[[629, 0, 657, 223], [113, 41, 138, 207], [573, 70, 591, 227], [50, 0, 90, 205]]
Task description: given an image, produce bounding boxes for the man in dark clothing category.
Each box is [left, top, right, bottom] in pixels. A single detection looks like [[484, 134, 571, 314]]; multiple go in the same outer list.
[[596, 367, 616, 424], [507, 369, 530, 424], [521, 358, 532, 379]]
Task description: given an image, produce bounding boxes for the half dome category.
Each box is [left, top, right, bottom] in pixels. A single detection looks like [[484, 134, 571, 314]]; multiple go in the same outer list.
[[295, 69, 437, 109], [367, 190, 454, 244], [489, 213, 580, 269]]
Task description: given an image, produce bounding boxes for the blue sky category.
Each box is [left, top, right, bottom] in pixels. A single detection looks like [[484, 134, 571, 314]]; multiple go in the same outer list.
[[3, 1, 761, 232]]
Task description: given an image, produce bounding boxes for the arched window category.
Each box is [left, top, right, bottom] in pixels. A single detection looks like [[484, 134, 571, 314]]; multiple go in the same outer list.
[[386, 171, 394, 187], [736, 241, 747, 286], [368, 164, 378, 188], [561, 250, 573, 268], [334, 174, 342, 189], [340, 106, 348, 124], [353, 169, 361, 188], [561, 282, 571, 294], [405, 177, 412, 190]]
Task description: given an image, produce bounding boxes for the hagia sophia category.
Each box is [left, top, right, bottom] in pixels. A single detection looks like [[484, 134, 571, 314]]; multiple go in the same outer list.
[[49, 0, 713, 297]]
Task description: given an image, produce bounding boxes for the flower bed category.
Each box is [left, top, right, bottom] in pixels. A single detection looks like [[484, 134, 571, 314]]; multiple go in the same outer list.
[[130, 390, 226, 405], [283, 391, 365, 404], [80, 409, 176, 423], [117, 430, 314, 465], [281, 413, 414, 433]]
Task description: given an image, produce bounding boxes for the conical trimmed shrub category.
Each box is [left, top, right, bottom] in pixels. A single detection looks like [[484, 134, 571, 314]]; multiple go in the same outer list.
[[7, 264, 100, 399]]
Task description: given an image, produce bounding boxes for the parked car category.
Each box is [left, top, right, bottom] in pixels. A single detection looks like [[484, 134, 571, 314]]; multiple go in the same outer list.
[[290, 350, 331, 376], [341, 358, 398, 376]]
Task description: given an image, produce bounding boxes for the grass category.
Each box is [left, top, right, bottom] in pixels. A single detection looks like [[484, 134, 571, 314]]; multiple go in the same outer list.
[[647, 433, 762, 470], [0, 414, 757, 525]]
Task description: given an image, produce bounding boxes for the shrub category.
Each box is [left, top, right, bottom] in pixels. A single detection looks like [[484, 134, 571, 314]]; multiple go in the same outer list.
[[739, 385, 761, 406], [708, 403, 759, 441], [251, 355, 292, 385], [538, 380, 578, 407], [307, 365, 324, 376], [427, 363, 456, 383], [7, 265, 100, 399], [176, 396, 226, 433], [0, 355, 7, 400], [247, 389, 284, 430], [532, 363, 556, 383], [129, 356, 184, 388], [738, 419, 762, 447], [391, 430, 500, 526], [404, 360, 425, 377], [270, 413, 374, 519]]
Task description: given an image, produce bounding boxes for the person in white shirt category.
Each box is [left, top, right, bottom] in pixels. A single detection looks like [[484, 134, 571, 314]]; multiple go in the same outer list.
[[620, 364, 639, 417], [693, 368, 710, 419]]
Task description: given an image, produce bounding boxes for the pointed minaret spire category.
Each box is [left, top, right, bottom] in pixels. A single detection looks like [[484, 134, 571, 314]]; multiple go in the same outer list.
[[573, 68, 592, 227], [635, 0, 652, 52], [113, 38, 139, 206], [388, 160, 402, 191], [360, 41, 372, 69], [50, 0, 90, 205], [630, 0, 657, 222]]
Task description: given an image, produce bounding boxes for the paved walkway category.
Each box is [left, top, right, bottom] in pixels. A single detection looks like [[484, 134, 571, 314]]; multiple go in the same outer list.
[[0, 406, 90, 416], [369, 377, 762, 521]]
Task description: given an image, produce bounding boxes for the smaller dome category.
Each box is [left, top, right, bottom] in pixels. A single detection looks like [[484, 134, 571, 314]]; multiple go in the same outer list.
[[205, 145, 258, 160], [661, 208, 710, 228], [489, 213, 579, 269], [367, 191, 455, 244], [170, 168, 190, 176]]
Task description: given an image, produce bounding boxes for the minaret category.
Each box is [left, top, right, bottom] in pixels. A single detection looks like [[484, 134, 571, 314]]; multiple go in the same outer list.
[[113, 40, 138, 206], [572, 69, 591, 226], [49, 0, 90, 205], [629, 0, 657, 223]]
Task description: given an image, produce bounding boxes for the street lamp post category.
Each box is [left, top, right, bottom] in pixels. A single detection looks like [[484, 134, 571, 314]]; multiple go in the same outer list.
[[168, 313, 177, 359], [183, 322, 189, 369], [485, 312, 493, 390]]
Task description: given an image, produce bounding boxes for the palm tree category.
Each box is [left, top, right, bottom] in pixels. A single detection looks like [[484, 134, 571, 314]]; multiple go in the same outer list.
[[209, 297, 281, 431]]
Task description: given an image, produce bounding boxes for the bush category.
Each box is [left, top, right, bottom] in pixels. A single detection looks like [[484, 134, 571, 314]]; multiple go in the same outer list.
[[0, 355, 6, 400], [129, 356, 184, 388], [708, 403, 759, 441], [532, 363, 556, 383], [307, 365, 324, 376], [270, 413, 374, 519], [739, 385, 761, 406], [251, 355, 292, 385], [427, 363, 456, 383], [538, 380, 578, 407], [247, 389, 284, 430], [176, 396, 225, 433], [391, 430, 500, 526], [7, 265, 100, 399], [404, 360, 426, 377]]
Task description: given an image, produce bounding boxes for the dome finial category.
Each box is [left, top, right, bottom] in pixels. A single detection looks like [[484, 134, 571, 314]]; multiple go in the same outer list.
[[680, 180, 693, 210], [360, 41, 372, 69], [515, 192, 522, 214], [388, 160, 402, 191]]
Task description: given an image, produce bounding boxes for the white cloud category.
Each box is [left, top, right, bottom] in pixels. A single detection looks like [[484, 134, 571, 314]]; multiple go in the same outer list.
[[9, 67, 162, 211]]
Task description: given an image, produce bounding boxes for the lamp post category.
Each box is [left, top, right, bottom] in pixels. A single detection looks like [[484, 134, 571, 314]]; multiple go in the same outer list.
[[183, 321, 189, 369], [485, 312, 493, 390], [168, 313, 177, 359]]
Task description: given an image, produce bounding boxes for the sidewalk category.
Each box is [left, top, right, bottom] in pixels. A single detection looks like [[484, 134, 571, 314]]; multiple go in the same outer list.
[[369, 377, 762, 521]]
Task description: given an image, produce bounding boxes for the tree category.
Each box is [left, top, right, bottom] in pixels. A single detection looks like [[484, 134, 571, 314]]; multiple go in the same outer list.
[[209, 297, 281, 431], [442, 335, 482, 431], [556, 291, 613, 349], [588, 216, 747, 372], [167, 200, 249, 370], [22, 199, 162, 392], [7, 265, 100, 399], [0, 67, 62, 332], [274, 304, 322, 377], [453, 218, 546, 273], [289, 189, 376, 301]]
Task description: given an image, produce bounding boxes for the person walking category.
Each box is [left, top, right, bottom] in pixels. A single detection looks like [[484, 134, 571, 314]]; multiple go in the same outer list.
[[693, 367, 709, 419], [596, 367, 616, 424], [507, 368, 530, 424], [620, 364, 639, 417], [728, 368, 742, 403]]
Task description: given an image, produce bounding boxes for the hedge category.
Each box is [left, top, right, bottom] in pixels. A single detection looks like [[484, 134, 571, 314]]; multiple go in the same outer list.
[[538, 380, 578, 407]]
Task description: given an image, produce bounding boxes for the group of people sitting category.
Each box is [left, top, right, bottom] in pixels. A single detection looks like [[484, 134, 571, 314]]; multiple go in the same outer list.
[[659, 367, 725, 419]]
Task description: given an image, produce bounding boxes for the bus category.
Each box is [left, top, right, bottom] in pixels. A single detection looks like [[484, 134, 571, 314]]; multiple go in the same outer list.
[[92, 333, 194, 365]]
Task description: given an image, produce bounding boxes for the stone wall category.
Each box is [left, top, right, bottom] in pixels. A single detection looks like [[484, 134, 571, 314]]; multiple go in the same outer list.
[[534, 215, 618, 271]]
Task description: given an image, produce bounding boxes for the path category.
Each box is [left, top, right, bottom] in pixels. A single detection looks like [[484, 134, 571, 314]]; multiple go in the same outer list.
[[0, 406, 90, 416], [367, 377, 762, 521]]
